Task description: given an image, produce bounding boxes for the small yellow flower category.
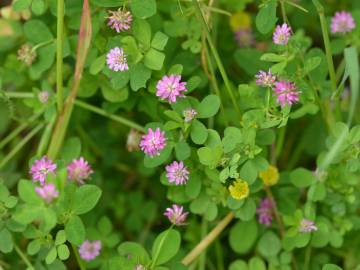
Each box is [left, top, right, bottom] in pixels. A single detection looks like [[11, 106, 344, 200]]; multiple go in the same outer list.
[[230, 11, 251, 32], [259, 165, 279, 186], [228, 179, 249, 200]]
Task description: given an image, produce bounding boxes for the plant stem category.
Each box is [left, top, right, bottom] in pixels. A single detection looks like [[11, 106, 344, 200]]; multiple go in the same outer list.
[[0, 111, 43, 150], [215, 239, 224, 270], [280, 0, 288, 23], [0, 124, 44, 169], [264, 186, 285, 237], [37, 115, 56, 157], [14, 244, 35, 270], [192, 0, 242, 119], [275, 126, 286, 160], [71, 243, 86, 270], [74, 100, 145, 132], [182, 212, 234, 266], [56, 0, 65, 112], [198, 218, 208, 270], [3, 92, 34, 98], [204, 42, 228, 125], [312, 0, 337, 93]]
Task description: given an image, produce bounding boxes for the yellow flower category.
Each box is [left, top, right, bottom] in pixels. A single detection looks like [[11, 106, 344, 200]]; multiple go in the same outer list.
[[228, 179, 249, 200], [229, 11, 251, 32], [259, 165, 279, 186]]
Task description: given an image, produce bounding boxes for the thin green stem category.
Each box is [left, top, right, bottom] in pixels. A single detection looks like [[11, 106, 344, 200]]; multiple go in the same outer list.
[[32, 39, 55, 52], [71, 243, 86, 270], [192, 0, 242, 119], [14, 244, 35, 270], [280, 0, 288, 23], [0, 111, 43, 150], [37, 115, 56, 157], [275, 126, 287, 160], [312, 0, 337, 92], [214, 239, 224, 270], [75, 100, 145, 132], [3, 92, 34, 99], [0, 124, 44, 169], [198, 218, 208, 270], [204, 42, 228, 125], [56, 0, 65, 112]]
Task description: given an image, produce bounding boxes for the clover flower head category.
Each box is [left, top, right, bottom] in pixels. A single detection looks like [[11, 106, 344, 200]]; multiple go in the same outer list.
[[259, 165, 279, 186], [228, 179, 249, 200], [273, 23, 292, 45], [107, 8, 132, 33], [156, 75, 187, 103], [164, 204, 189, 225], [256, 198, 273, 226], [29, 156, 57, 185], [38, 91, 50, 104], [255, 70, 276, 87], [331, 11, 355, 34], [126, 129, 142, 152], [134, 264, 147, 270], [106, 47, 129, 72], [273, 80, 300, 107], [17, 44, 36, 66], [235, 28, 255, 48], [183, 108, 197, 122], [299, 219, 318, 233], [79, 240, 101, 261], [67, 157, 93, 185], [35, 183, 59, 203], [165, 161, 189, 185], [139, 128, 167, 157]]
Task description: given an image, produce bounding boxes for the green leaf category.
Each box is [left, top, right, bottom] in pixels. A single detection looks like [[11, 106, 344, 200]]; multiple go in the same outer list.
[[65, 215, 85, 245], [118, 242, 150, 263], [130, 63, 151, 91], [257, 231, 281, 257], [344, 47, 359, 125], [248, 257, 266, 270], [190, 120, 208, 144], [239, 160, 258, 185], [144, 145, 173, 168], [131, 0, 156, 19], [0, 229, 13, 253], [197, 146, 223, 168], [235, 198, 256, 221], [255, 0, 278, 34], [31, 0, 46, 15], [55, 230, 67, 245], [29, 44, 56, 79], [229, 219, 258, 254], [13, 0, 32, 11], [304, 56, 321, 73], [144, 49, 165, 70], [61, 137, 81, 164], [73, 185, 102, 215], [175, 141, 191, 160], [308, 182, 326, 202], [57, 244, 70, 260], [290, 168, 317, 188], [90, 55, 106, 75], [98, 216, 113, 236], [322, 264, 342, 270], [151, 32, 169, 50], [151, 229, 181, 266], [121, 36, 143, 64], [18, 180, 43, 205], [27, 239, 41, 255], [24, 19, 53, 43], [133, 19, 152, 48], [229, 260, 248, 270], [46, 247, 57, 264], [197, 95, 220, 118], [185, 173, 201, 199], [260, 53, 287, 62], [101, 85, 129, 103]]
